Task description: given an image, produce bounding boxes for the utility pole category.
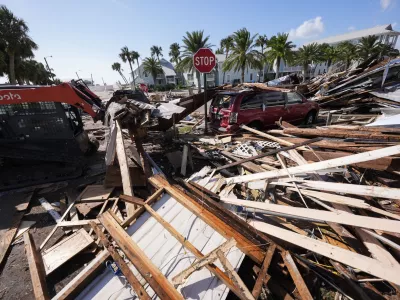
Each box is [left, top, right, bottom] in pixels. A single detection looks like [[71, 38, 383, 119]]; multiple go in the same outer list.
[[76, 72, 80, 80], [91, 73, 94, 85]]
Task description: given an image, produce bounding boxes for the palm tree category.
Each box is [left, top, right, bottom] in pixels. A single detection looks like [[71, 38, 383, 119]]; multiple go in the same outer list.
[[215, 48, 224, 54], [177, 30, 212, 93], [377, 43, 400, 59], [255, 34, 268, 82], [265, 33, 296, 79], [142, 57, 164, 86], [294, 43, 324, 82], [220, 36, 234, 84], [112, 62, 128, 84], [356, 35, 381, 62], [0, 5, 38, 84], [119, 46, 136, 87], [223, 28, 262, 83], [150, 45, 163, 61], [337, 41, 356, 69], [169, 43, 180, 64], [131, 51, 140, 77], [320, 43, 338, 70]]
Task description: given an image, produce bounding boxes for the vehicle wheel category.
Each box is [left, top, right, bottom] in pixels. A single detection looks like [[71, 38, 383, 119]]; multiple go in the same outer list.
[[304, 111, 316, 126], [247, 121, 263, 131]]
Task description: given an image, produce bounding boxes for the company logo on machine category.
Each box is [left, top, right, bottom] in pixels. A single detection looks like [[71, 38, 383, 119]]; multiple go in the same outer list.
[[0, 92, 22, 101]]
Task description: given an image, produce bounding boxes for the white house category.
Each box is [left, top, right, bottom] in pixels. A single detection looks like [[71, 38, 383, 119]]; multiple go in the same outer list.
[[133, 58, 179, 86]]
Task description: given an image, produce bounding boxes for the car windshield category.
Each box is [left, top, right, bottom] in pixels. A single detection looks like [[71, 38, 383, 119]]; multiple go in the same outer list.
[[212, 94, 236, 109]]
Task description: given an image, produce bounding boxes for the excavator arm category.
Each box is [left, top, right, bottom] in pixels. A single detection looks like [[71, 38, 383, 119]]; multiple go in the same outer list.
[[0, 81, 104, 121]]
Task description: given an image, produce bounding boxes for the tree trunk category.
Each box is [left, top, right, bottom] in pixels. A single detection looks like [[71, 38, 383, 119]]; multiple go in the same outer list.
[[303, 64, 308, 83], [8, 52, 16, 85], [152, 75, 156, 86], [241, 67, 245, 83], [136, 59, 140, 77], [260, 46, 264, 82], [275, 58, 280, 79], [346, 59, 350, 69], [119, 71, 128, 84], [196, 71, 201, 93], [128, 60, 136, 88], [327, 59, 332, 70], [223, 52, 228, 84]]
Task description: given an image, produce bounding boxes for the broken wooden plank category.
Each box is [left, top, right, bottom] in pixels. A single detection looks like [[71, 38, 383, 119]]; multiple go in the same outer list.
[[273, 180, 400, 201], [0, 211, 25, 266], [52, 249, 109, 300], [99, 211, 183, 300], [56, 220, 100, 227], [115, 120, 135, 217], [171, 238, 236, 286], [181, 144, 189, 176], [221, 197, 400, 233], [249, 219, 400, 285], [90, 222, 150, 300], [283, 127, 400, 142], [281, 251, 313, 300], [252, 244, 276, 299], [42, 228, 94, 275], [39, 197, 61, 223], [216, 249, 255, 300], [23, 232, 49, 300], [225, 145, 400, 185], [79, 185, 114, 201], [302, 150, 399, 171], [119, 194, 145, 206]]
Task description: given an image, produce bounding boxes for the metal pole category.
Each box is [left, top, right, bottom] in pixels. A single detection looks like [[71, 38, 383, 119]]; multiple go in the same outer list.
[[203, 73, 208, 134], [76, 72, 80, 80], [44, 57, 55, 82], [91, 73, 94, 85]]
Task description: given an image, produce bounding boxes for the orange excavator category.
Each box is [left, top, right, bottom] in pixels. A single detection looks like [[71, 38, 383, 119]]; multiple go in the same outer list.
[[0, 80, 106, 189]]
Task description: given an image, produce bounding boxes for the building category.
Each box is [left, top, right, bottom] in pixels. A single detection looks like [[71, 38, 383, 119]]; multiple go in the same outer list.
[[310, 24, 400, 76], [133, 58, 179, 86]]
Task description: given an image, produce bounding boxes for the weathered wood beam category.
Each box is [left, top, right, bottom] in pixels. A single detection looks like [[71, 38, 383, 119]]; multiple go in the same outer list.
[[252, 244, 276, 299], [23, 232, 49, 300], [99, 211, 183, 300], [90, 222, 150, 300]]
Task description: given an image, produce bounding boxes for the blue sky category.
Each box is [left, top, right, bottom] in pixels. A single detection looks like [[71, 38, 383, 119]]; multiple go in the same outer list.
[[1, 0, 399, 84]]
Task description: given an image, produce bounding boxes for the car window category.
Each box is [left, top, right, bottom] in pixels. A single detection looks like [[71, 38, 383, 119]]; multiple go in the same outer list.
[[262, 92, 285, 107], [212, 94, 235, 109], [286, 92, 303, 104], [240, 94, 263, 109]]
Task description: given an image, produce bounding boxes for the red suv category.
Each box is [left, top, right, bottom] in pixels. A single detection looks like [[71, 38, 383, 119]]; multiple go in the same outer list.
[[209, 90, 319, 133]]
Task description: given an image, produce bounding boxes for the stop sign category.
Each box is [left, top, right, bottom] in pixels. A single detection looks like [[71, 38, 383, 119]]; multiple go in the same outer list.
[[193, 48, 216, 73]]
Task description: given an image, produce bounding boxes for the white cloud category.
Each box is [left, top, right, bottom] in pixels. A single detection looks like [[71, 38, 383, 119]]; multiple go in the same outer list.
[[381, 0, 392, 10], [289, 16, 324, 39], [393, 22, 398, 28], [348, 26, 356, 31]]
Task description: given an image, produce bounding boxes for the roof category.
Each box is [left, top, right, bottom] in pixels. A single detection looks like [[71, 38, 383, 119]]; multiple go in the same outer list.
[[78, 192, 245, 299], [160, 58, 177, 76], [306, 24, 400, 45]]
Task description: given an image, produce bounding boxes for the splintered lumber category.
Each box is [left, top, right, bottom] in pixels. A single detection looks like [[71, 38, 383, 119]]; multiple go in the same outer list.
[[149, 174, 266, 264], [0, 211, 25, 266], [99, 211, 183, 300], [273, 180, 400, 200], [283, 127, 400, 142], [249, 219, 400, 285], [142, 203, 243, 298], [56, 220, 100, 227], [302, 150, 399, 171], [42, 229, 94, 275], [216, 249, 255, 300], [115, 120, 135, 217], [23, 232, 49, 300], [119, 194, 145, 206], [221, 197, 400, 233], [52, 249, 109, 300], [90, 222, 150, 300], [281, 251, 313, 300], [171, 239, 236, 286], [39, 197, 61, 223], [252, 244, 276, 299], [215, 137, 322, 172], [221, 151, 265, 173], [225, 145, 400, 185]]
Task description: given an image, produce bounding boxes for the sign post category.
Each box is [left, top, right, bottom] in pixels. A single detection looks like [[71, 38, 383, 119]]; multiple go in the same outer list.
[[193, 48, 216, 135]]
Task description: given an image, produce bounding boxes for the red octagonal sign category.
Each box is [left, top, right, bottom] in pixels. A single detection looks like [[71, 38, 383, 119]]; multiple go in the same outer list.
[[193, 48, 216, 73]]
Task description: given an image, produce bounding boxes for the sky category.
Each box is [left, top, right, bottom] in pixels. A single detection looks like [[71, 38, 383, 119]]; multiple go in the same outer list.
[[1, 0, 399, 84]]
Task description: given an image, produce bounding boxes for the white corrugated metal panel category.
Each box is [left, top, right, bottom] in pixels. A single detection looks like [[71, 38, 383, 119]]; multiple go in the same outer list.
[[306, 24, 400, 45], [77, 193, 245, 300]]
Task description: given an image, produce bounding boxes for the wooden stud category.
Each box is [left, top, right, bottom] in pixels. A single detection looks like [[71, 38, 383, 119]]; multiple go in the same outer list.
[[23, 232, 49, 300], [281, 251, 313, 300], [90, 222, 150, 300], [252, 244, 276, 299], [119, 194, 145, 206], [99, 211, 183, 300]]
